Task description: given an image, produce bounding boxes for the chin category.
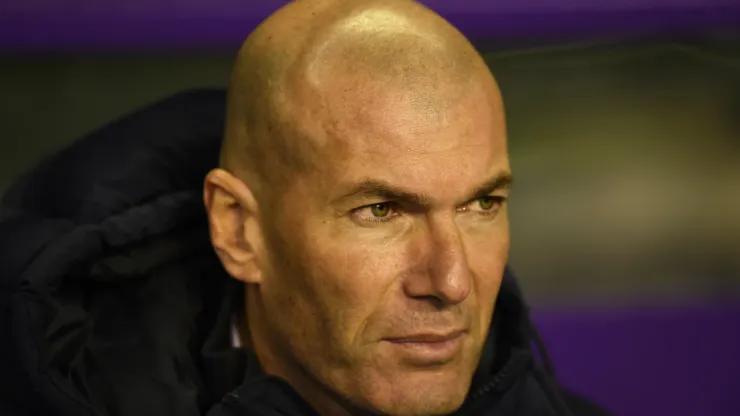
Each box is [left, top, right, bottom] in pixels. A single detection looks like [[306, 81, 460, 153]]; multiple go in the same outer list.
[[359, 368, 471, 416]]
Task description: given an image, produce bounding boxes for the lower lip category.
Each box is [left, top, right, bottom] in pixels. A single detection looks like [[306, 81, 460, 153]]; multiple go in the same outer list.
[[384, 334, 465, 365]]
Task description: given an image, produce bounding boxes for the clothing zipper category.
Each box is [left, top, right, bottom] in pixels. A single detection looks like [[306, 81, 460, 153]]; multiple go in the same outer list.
[[469, 349, 531, 400], [469, 370, 507, 400]]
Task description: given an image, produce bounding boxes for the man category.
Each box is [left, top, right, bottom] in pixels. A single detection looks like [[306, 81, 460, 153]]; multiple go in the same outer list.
[[0, 0, 609, 415]]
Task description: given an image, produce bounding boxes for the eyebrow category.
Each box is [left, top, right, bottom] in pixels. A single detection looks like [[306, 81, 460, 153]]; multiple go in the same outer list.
[[333, 172, 512, 207]]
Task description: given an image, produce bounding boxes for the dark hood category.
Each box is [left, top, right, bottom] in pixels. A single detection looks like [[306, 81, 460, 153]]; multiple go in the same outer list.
[[0, 90, 550, 416]]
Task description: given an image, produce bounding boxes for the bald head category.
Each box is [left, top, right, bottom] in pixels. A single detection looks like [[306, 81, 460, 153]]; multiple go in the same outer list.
[[208, 2, 510, 414], [221, 0, 496, 197]]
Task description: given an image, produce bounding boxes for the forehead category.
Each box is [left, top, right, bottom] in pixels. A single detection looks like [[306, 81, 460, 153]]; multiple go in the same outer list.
[[294, 76, 508, 192]]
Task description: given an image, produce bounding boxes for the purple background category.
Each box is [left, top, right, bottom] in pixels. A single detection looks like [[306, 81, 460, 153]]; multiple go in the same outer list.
[[534, 303, 740, 416], [1, 0, 740, 52]]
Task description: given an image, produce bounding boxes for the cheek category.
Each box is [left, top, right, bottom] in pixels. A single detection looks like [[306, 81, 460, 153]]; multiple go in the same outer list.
[[465, 218, 510, 319], [308, 226, 412, 341]]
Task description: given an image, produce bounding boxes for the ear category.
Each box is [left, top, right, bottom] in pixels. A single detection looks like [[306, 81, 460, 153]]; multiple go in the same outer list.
[[204, 168, 265, 284]]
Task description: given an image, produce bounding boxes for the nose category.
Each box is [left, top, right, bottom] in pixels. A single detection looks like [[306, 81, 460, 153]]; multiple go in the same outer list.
[[403, 216, 472, 306]]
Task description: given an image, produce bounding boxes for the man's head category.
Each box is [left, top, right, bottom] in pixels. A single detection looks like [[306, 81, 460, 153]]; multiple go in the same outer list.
[[204, 1, 511, 414]]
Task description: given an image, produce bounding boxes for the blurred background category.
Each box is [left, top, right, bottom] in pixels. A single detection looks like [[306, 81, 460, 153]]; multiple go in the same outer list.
[[1, 0, 739, 415]]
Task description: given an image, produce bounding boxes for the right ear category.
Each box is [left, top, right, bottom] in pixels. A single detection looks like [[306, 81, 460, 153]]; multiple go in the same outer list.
[[203, 168, 265, 284]]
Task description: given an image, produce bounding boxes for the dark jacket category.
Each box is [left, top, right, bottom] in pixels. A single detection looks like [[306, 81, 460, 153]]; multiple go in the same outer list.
[[0, 90, 610, 416]]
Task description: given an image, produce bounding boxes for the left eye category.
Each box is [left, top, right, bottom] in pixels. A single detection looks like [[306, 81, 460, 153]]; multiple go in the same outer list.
[[468, 196, 504, 213], [477, 196, 496, 210]]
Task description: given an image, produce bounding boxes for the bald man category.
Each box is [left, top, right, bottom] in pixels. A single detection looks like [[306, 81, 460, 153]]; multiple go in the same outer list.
[[204, 1, 607, 415], [208, 0, 509, 414], [0, 1, 611, 416]]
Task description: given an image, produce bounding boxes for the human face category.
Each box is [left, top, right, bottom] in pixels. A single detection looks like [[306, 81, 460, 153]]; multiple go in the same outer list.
[[255, 76, 510, 415]]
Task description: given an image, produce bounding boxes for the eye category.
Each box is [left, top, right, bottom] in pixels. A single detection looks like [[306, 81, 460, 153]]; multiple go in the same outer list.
[[478, 196, 497, 210], [467, 196, 505, 216], [369, 203, 392, 218], [353, 202, 399, 223]]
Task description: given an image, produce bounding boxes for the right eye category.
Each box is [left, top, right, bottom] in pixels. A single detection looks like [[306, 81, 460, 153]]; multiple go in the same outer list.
[[353, 202, 399, 223]]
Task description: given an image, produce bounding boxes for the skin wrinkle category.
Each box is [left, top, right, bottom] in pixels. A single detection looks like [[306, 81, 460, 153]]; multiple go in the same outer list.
[[205, 1, 510, 415], [221, 0, 484, 192]]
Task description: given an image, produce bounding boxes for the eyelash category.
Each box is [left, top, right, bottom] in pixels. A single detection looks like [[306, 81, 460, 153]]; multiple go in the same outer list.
[[355, 196, 506, 224]]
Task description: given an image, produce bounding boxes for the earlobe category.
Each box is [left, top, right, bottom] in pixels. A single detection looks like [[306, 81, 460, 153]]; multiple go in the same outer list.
[[203, 169, 264, 284]]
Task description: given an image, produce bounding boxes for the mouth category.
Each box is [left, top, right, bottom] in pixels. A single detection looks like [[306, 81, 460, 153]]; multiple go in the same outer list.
[[383, 330, 467, 365]]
